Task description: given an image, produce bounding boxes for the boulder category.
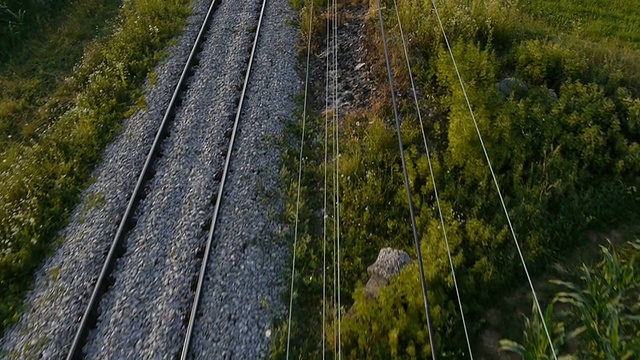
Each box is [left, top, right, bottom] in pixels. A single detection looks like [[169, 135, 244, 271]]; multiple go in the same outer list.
[[497, 77, 527, 97], [364, 248, 412, 299]]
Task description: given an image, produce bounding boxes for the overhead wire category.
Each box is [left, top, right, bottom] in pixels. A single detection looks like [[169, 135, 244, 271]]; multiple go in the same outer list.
[[390, 0, 474, 358], [323, 0, 331, 357], [285, 0, 314, 358], [328, 1, 338, 356], [374, 0, 438, 358], [332, 0, 342, 358], [427, 1, 558, 358]]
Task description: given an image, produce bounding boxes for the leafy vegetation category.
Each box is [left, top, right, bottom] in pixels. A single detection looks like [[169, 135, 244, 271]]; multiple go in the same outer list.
[[0, 0, 191, 336], [500, 241, 640, 359], [275, 0, 640, 358]]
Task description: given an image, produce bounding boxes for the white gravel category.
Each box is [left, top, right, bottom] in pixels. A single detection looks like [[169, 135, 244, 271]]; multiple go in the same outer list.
[[0, 0, 301, 357]]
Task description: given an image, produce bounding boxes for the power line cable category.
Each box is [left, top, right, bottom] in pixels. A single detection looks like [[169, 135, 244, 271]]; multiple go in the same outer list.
[[332, 0, 342, 359], [427, 1, 558, 358], [390, 1, 473, 358], [329, 3, 338, 356], [285, 1, 314, 358], [323, 0, 331, 358], [374, 0, 438, 358]]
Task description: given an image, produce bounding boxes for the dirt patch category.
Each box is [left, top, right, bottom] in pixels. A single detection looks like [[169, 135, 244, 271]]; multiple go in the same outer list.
[[307, 1, 382, 117]]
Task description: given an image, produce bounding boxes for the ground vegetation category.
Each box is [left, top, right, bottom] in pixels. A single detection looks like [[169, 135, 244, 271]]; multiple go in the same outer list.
[[0, 0, 191, 335], [275, 0, 640, 358]]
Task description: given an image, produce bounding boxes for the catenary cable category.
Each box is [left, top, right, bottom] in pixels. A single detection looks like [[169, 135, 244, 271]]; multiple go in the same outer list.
[[332, 0, 342, 358], [285, 1, 314, 358], [427, 1, 558, 358], [329, 2, 338, 356], [374, 0, 438, 358], [323, 1, 330, 358], [391, 0, 474, 358]]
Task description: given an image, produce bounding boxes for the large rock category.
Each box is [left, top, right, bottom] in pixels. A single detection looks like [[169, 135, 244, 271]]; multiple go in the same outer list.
[[364, 248, 412, 299], [497, 77, 527, 97]]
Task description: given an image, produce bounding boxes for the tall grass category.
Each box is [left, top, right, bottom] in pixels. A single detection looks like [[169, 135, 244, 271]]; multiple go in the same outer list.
[[0, 0, 75, 57], [501, 241, 640, 359]]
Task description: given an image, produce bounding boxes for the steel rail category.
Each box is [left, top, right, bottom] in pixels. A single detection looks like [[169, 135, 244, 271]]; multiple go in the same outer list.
[[66, 0, 220, 358], [179, 0, 268, 357]]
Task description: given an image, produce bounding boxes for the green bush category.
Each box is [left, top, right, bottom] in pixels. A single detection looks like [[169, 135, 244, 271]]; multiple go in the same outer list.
[[340, 2, 640, 356], [394, 0, 521, 56], [276, 0, 640, 358]]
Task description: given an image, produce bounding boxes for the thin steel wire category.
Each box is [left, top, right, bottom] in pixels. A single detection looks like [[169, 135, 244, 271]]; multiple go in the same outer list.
[[427, 1, 558, 358], [391, 1, 473, 358], [332, 0, 342, 358], [330, 2, 338, 356], [285, 1, 314, 357], [323, 0, 330, 358], [333, 0, 342, 360], [374, 0, 438, 358]]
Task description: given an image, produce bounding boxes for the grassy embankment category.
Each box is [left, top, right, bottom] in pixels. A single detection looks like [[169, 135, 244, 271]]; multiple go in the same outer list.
[[0, 0, 192, 336], [273, 0, 640, 358]]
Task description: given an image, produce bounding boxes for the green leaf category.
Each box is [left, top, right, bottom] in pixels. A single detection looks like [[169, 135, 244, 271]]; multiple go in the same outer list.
[[565, 325, 586, 341], [499, 339, 526, 356]]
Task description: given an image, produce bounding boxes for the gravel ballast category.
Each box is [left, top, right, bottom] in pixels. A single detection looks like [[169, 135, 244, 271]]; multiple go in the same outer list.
[[188, 0, 300, 357], [0, 0, 300, 357]]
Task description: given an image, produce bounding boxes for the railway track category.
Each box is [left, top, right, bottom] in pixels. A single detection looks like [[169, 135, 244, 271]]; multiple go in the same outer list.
[[63, 0, 270, 358]]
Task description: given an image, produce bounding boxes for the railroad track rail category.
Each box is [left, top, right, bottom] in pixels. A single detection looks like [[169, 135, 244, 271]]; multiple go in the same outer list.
[[65, 0, 268, 358]]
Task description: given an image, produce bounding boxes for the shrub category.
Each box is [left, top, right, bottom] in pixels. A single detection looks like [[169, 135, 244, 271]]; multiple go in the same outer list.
[[276, 0, 640, 357]]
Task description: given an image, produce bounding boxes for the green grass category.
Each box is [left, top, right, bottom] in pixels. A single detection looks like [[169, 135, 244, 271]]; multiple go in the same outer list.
[[0, 0, 122, 155], [519, 0, 640, 95], [523, 0, 640, 45], [1, 0, 75, 56], [0, 0, 192, 337]]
